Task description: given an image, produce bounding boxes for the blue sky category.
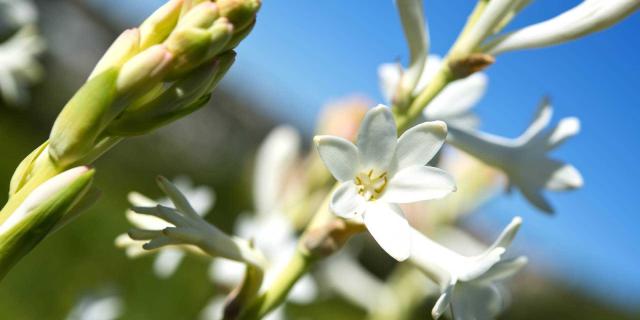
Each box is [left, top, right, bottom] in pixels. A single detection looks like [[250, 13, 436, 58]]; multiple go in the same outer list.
[[93, 0, 640, 311]]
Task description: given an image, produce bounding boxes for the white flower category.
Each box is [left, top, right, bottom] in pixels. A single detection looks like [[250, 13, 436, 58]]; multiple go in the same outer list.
[[0, 25, 44, 106], [446, 100, 583, 213], [391, 0, 429, 105], [0, 0, 38, 32], [380, 55, 488, 129], [314, 105, 456, 261], [210, 126, 317, 305], [65, 291, 124, 320], [117, 176, 266, 276], [115, 176, 215, 278], [485, 0, 640, 55], [409, 217, 527, 320]]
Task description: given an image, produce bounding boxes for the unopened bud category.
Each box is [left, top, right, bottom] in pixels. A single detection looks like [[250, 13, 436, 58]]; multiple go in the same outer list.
[[139, 0, 184, 49], [177, 2, 219, 29], [0, 166, 94, 278], [448, 53, 495, 79], [217, 0, 261, 31], [90, 29, 141, 80], [116, 45, 173, 94], [49, 69, 119, 167]]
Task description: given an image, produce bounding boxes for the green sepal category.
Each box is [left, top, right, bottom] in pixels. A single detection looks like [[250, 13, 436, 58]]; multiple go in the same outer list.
[[0, 168, 95, 279], [49, 69, 119, 168], [9, 141, 49, 197]]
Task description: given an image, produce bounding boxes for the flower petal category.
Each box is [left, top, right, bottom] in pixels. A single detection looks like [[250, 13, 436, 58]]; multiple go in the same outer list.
[[384, 166, 456, 203], [330, 182, 365, 219], [475, 256, 528, 284], [356, 105, 398, 171], [425, 72, 487, 122], [517, 98, 553, 143], [545, 117, 580, 151], [545, 163, 583, 191], [314, 135, 359, 182], [431, 283, 454, 319], [396, 0, 429, 95], [363, 202, 410, 261], [378, 63, 402, 103], [517, 183, 554, 214], [488, 216, 522, 252], [153, 248, 185, 278], [396, 120, 447, 169]]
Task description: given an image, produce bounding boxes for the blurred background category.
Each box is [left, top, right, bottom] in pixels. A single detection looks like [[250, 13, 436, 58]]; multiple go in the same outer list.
[[0, 0, 638, 319]]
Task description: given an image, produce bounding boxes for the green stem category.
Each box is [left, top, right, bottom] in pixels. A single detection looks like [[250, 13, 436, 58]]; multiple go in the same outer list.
[[238, 249, 315, 320]]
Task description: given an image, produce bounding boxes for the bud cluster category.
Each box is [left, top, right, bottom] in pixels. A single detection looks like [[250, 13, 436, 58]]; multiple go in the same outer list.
[[48, 0, 260, 168]]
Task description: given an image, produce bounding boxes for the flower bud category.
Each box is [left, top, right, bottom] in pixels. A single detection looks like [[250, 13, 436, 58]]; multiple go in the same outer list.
[[9, 142, 49, 196], [89, 29, 141, 80], [49, 69, 119, 167], [177, 2, 219, 29], [0, 166, 94, 279], [139, 0, 184, 49], [217, 0, 261, 31], [116, 45, 174, 94]]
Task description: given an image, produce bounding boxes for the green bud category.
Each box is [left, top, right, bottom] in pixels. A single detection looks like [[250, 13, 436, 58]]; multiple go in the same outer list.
[[177, 2, 219, 29], [106, 57, 225, 136], [116, 45, 173, 94], [139, 0, 184, 49], [180, 0, 210, 17], [165, 19, 233, 78], [223, 18, 255, 51], [89, 28, 140, 80], [49, 69, 119, 167], [217, 0, 261, 31], [9, 142, 49, 197], [0, 166, 94, 279]]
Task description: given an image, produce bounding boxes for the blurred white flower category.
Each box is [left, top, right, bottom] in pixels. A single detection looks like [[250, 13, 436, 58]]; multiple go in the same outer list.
[[446, 100, 583, 213], [314, 105, 455, 261], [116, 176, 218, 278], [485, 0, 640, 55], [0, 0, 38, 32], [390, 0, 429, 106], [66, 291, 124, 320], [410, 217, 527, 320], [0, 25, 45, 106], [380, 55, 488, 128], [210, 126, 317, 306]]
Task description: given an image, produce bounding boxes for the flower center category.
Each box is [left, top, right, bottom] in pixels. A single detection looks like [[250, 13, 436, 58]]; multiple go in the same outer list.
[[354, 169, 388, 201]]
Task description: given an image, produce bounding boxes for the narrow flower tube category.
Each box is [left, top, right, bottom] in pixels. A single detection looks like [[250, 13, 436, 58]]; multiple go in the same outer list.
[[485, 0, 640, 55], [0, 166, 94, 278], [409, 217, 527, 319]]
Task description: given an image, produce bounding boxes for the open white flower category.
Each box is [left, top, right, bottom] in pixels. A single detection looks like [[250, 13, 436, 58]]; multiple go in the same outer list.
[[410, 217, 527, 319], [115, 176, 215, 278], [485, 0, 640, 55], [210, 126, 317, 306], [314, 105, 455, 261], [446, 100, 583, 213], [380, 55, 488, 129], [0, 26, 45, 106]]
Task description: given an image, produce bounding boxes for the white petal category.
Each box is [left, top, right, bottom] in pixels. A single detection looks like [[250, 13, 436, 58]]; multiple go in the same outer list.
[[432, 283, 454, 319], [125, 209, 170, 230], [425, 72, 487, 122], [314, 135, 359, 182], [330, 182, 366, 219], [396, 120, 447, 169], [356, 105, 398, 171], [396, 0, 429, 94], [153, 248, 185, 278], [363, 202, 411, 261], [446, 126, 516, 168], [475, 256, 528, 283], [378, 63, 402, 103], [288, 274, 318, 304], [254, 126, 301, 214], [486, 1, 640, 54], [451, 282, 504, 320], [172, 176, 216, 216], [545, 117, 580, 151], [517, 99, 553, 143], [517, 183, 554, 214], [546, 163, 583, 191], [414, 54, 443, 93], [384, 166, 456, 203], [208, 259, 245, 286], [488, 216, 522, 252]]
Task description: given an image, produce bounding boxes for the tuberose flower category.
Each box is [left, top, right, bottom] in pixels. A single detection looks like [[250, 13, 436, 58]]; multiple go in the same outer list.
[[115, 176, 215, 278], [409, 217, 527, 319], [380, 55, 488, 128], [446, 100, 583, 213], [314, 105, 456, 261], [485, 0, 640, 55]]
